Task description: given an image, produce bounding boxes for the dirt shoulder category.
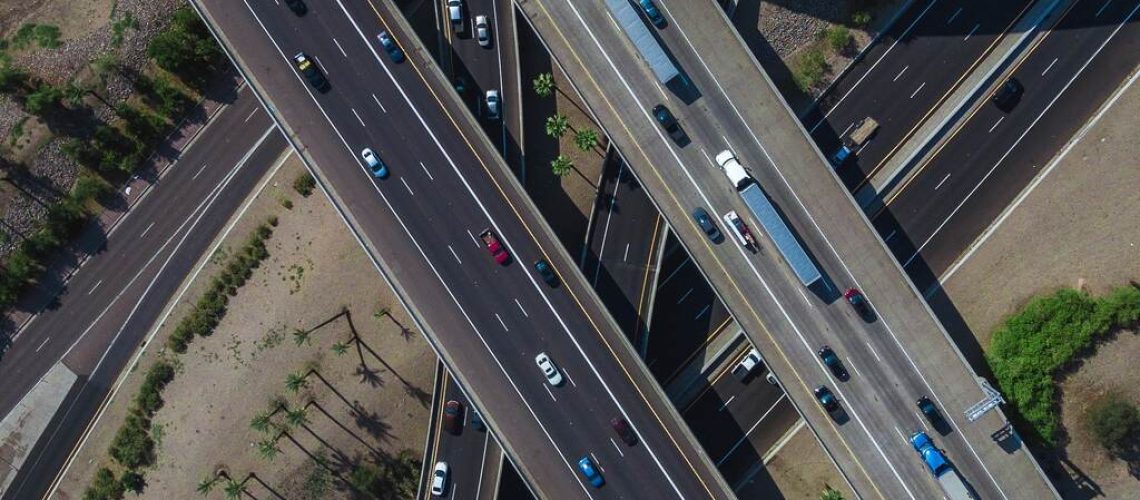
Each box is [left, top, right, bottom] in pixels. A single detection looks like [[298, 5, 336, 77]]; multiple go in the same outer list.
[[942, 75, 1140, 497], [58, 154, 434, 498]]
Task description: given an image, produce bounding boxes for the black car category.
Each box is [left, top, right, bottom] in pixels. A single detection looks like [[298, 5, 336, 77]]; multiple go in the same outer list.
[[917, 396, 943, 426], [284, 0, 307, 16], [470, 409, 486, 431], [652, 104, 686, 144], [818, 346, 849, 381], [610, 417, 638, 446], [534, 259, 558, 286], [376, 31, 405, 63], [692, 207, 723, 243], [292, 52, 329, 92], [991, 77, 1023, 111], [815, 385, 839, 413]]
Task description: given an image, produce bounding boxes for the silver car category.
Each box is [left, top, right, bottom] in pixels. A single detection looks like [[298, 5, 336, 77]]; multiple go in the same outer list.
[[484, 89, 501, 120], [534, 352, 563, 386], [475, 15, 491, 47]]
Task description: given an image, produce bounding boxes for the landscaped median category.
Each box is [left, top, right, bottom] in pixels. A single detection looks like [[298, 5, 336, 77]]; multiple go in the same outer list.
[[59, 158, 435, 499]]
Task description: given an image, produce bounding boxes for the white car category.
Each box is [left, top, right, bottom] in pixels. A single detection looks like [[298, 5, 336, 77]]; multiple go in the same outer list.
[[732, 348, 762, 380], [475, 15, 491, 47], [484, 89, 501, 120], [534, 352, 563, 386], [430, 461, 449, 496], [447, 0, 464, 33]]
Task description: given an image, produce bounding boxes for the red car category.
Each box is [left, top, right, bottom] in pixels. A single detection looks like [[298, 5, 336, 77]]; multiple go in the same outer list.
[[443, 400, 463, 435], [479, 229, 510, 265]]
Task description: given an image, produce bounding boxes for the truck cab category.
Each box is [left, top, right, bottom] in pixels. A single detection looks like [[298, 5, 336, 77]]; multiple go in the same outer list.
[[831, 117, 878, 166], [715, 150, 751, 190]]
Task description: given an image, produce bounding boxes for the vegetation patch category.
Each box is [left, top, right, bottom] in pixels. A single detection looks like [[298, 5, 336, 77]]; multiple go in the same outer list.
[[987, 286, 1140, 445]]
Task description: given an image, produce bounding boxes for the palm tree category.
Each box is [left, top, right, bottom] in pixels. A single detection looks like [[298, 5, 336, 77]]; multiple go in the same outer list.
[[331, 341, 349, 356], [550, 155, 573, 177], [62, 80, 87, 107], [291, 328, 311, 346], [574, 129, 599, 152], [249, 411, 272, 434], [532, 72, 555, 97], [285, 407, 309, 428], [285, 372, 308, 393], [545, 113, 570, 138], [223, 478, 244, 500], [256, 438, 280, 461], [197, 475, 219, 495]]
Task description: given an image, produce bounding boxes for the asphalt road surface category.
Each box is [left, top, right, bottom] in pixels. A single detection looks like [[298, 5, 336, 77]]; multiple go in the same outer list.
[[877, 0, 1140, 284], [195, 0, 730, 497], [803, 0, 1034, 188], [2, 86, 286, 499], [517, 0, 1056, 497]]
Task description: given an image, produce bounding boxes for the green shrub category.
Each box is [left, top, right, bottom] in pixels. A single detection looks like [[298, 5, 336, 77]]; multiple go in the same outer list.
[[987, 286, 1140, 444], [119, 470, 145, 494], [83, 467, 125, 500], [147, 8, 222, 88], [792, 47, 828, 92], [825, 26, 852, 54], [1085, 394, 1140, 453], [851, 11, 872, 28], [24, 83, 62, 115], [135, 360, 176, 416], [110, 413, 154, 468], [10, 24, 61, 50], [293, 172, 316, 197]]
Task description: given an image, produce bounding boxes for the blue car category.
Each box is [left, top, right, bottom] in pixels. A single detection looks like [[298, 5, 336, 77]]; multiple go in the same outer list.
[[639, 0, 666, 28], [376, 31, 404, 63], [361, 148, 388, 178], [577, 455, 604, 488]]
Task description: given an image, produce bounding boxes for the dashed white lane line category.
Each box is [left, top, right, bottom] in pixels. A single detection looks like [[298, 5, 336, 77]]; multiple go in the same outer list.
[[447, 245, 462, 264], [716, 393, 787, 466], [544, 384, 557, 402], [657, 256, 690, 287], [846, 358, 861, 377], [965, 23, 981, 40], [623, 242, 630, 262], [797, 288, 811, 307], [947, 6, 963, 24], [419, 161, 435, 181], [1041, 57, 1059, 76], [915, 411, 930, 431], [88, 280, 103, 295], [35, 337, 50, 352], [867, 342, 884, 363], [893, 65, 909, 82], [371, 93, 387, 113], [400, 177, 414, 196], [494, 313, 509, 332], [610, 438, 625, 457], [718, 395, 736, 411], [243, 108, 259, 123], [192, 163, 209, 180], [1097, 0, 1114, 17], [332, 37, 348, 58], [895, 426, 908, 443], [909, 81, 926, 99], [934, 173, 952, 191], [676, 287, 693, 304], [590, 453, 604, 473], [884, 229, 898, 242], [988, 115, 1005, 133], [563, 368, 577, 387], [694, 304, 710, 320], [351, 108, 366, 127], [467, 229, 480, 247], [515, 298, 528, 317], [140, 222, 155, 238]]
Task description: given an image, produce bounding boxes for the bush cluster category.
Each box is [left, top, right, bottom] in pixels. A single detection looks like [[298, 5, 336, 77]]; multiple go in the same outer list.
[[792, 47, 829, 92], [166, 221, 273, 352], [147, 8, 223, 88], [293, 172, 316, 197], [1085, 393, 1140, 453], [134, 360, 175, 416], [83, 467, 125, 500], [987, 286, 1140, 444]]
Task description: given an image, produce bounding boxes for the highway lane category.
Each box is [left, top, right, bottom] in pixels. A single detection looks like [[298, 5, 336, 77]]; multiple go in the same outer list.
[[3, 88, 286, 499], [802, 0, 1034, 188], [518, 0, 1056, 497], [426, 372, 500, 500], [581, 152, 664, 345], [877, 0, 1140, 281], [198, 0, 731, 497]]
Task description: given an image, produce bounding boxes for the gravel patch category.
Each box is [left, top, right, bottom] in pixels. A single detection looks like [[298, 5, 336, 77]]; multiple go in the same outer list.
[[756, 1, 843, 58]]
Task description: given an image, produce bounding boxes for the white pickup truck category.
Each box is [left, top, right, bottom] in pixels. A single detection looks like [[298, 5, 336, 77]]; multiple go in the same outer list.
[[732, 348, 762, 380]]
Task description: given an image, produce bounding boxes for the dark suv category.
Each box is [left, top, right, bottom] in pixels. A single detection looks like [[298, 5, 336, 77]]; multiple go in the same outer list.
[[991, 77, 1023, 111], [818, 346, 849, 381], [916, 396, 944, 426], [692, 207, 723, 243], [652, 104, 687, 145]]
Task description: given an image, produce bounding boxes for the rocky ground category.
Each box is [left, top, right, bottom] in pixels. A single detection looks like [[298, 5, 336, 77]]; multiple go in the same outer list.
[[0, 0, 182, 257]]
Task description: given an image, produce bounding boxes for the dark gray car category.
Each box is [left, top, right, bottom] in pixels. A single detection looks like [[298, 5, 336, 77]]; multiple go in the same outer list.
[[692, 207, 722, 243]]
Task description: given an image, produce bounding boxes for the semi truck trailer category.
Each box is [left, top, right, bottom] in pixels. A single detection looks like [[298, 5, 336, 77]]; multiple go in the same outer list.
[[910, 431, 976, 500], [715, 150, 822, 287]]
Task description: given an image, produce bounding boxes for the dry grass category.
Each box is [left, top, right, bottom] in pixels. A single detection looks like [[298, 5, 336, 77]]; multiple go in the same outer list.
[[58, 155, 435, 499], [764, 425, 854, 499], [943, 78, 1140, 496]]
